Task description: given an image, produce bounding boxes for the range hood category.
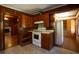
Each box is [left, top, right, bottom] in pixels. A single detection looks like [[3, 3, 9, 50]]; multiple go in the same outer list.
[[34, 21, 44, 24]]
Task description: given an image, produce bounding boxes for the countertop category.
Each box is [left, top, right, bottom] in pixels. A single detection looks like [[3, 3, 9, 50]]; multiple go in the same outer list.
[[41, 30, 54, 34], [29, 30, 54, 34]]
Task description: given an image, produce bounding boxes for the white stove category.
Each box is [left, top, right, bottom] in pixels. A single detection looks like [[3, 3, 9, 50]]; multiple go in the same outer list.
[[32, 27, 46, 47], [32, 31, 41, 47]]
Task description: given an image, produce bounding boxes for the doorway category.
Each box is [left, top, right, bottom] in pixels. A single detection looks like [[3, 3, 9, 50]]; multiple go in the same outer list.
[[55, 19, 79, 52], [63, 19, 79, 52], [4, 15, 19, 49]]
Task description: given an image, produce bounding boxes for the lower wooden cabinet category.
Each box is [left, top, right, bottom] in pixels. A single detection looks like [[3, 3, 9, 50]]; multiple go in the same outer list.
[[41, 33, 54, 50]]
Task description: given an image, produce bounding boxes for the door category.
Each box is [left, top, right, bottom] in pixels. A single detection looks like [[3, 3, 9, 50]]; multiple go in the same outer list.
[[63, 19, 79, 52], [4, 16, 19, 49], [55, 20, 64, 46]]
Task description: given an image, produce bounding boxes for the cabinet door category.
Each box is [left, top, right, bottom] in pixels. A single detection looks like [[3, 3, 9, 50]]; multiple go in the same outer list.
[[22, 14, 34, 28], [49, 14, 55, 29], [22, 14, 26, 27], [33, 15, 40, 22], [41, 34, 50, 50], [38, 15, 43, 21], [22, 14, 28, 27], [41, 33, 53, 50], [43, 13, 49, 28], [33, 15, 38, 22], [28, 16, 34, 28]]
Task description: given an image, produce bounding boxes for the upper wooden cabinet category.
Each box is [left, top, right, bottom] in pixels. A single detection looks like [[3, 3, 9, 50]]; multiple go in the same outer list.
[[43, 12, 50, 28], [49, 14, 55, 29], [22, 14, 28, 27], [33, 13, 50, 28], [27, 15, 34, 28], [39, 14, 43, 20], [33, 15, 39, 21], [22, 14, 33, 28], [33, 14, 43, 22]]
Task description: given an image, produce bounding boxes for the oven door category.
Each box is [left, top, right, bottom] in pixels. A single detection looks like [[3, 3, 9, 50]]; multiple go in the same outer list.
[[32, 32, 41, 40], [34, 34, 39, 40]]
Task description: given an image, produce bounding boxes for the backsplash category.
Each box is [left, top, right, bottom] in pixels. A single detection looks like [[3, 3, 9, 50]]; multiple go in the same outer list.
[[38, 23, 44, 28]]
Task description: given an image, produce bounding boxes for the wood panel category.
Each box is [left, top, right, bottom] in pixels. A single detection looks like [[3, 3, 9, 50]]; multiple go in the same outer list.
[[22, 14, 33, 28], [27, 16, 34, 28], [9, 17, 18, 35], [33, 15, 39, 22], [22, 14, 28, 27], [63, 19, 79, 52], [49, 14, 55, 29], [43, 12, 50, 28], [19, 28, 32, 46], [5, 7, 16, 16], [41, 33, 54, 50], [63, 37, 79, 52], [0, 5, 34, 50], [5, 34, 18, 49], [16, 11, 22, 27], [49, 5, 79, 14], [66, 19, 71, 37], [0, 6, 5, 51]]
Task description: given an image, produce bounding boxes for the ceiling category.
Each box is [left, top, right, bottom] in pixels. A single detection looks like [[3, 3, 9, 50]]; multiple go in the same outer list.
[[1, 4, 66, 15]]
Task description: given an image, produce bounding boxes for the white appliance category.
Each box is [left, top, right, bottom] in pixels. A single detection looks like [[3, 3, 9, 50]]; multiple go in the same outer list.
[[32, 31, 41, 47], [55, 20, 64, 45], [33, 21, 45, 47], [34, 21, 44, 24]]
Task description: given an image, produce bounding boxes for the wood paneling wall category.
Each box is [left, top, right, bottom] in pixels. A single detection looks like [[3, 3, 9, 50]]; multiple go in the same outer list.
[[63, 19, 79, 52]]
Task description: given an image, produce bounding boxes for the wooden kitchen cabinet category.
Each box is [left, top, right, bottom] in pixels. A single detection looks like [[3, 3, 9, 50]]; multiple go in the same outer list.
[[22, 14, 27, 27], [41, 33, 54, 50], [33, 15, 39, 21], [49, 14, 55, 29], [27, 15, 34, 28], [33, 14, 43, 22], [33, 13, 49, 28], [22, 14, 33, 28], [39, 14, 43, 20], [43, 12, 50, 28]]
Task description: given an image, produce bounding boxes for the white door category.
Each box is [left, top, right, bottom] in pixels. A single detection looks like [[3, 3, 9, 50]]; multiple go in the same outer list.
[[55, 20, 64, 45]]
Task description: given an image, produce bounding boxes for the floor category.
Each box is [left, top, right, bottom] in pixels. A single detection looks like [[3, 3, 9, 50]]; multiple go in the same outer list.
[[2, 31, 78, 54], [0, 44, 77, 54], [5, 32, 18, 49]]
